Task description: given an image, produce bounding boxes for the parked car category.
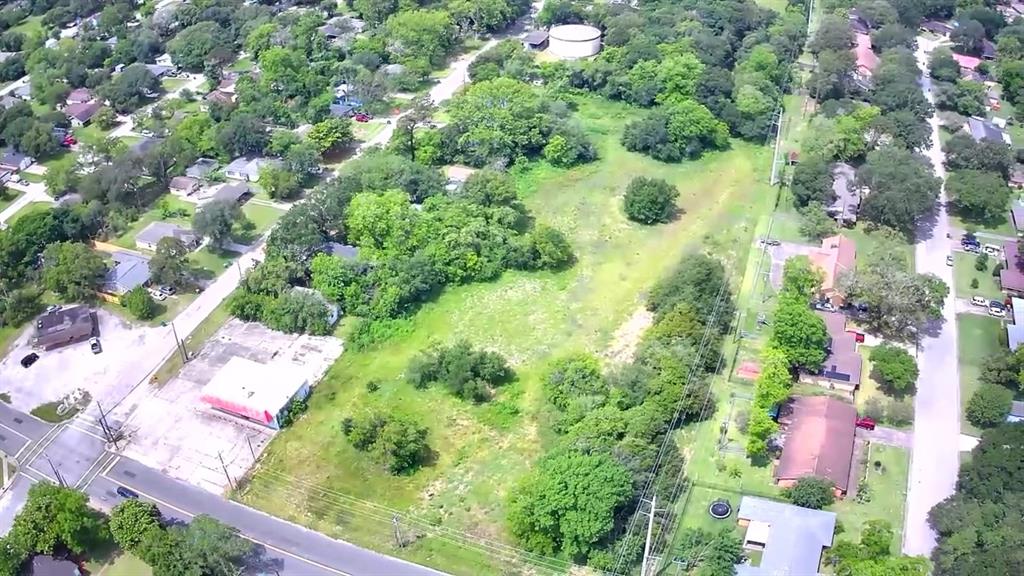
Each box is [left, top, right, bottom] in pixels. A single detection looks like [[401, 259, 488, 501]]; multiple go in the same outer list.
[[45, 304, 61, 313], [159, 285, 176, 296], [963, 242, 981, 253], [20, 353, 39, 368], [983, 244, 1001, 256], [846, 330, 865, 343], [989, 301, 1007, 318], [89, 337, 102, 354], [115, 486, 139, 499], [946, 254, 954, 266], [972, 295, 989, 307], [148, 288, 166, 301], [855, 416, 876, 430]]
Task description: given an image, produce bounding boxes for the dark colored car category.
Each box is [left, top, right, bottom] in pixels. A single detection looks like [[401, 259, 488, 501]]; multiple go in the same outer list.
[[116, 486, 139, 499], [855, 417, 876, 430], [20, 353, 39, 368]]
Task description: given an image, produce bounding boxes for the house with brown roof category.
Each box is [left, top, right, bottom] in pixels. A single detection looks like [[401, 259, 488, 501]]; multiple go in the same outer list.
[[65, 100, 102, 127], [66, 88, 94, 105], [799, 311, 863, 393], [808, 234, 856, 307], [169, 175, 200, 196], [774, 396, 857, 498], [1001, 240, 1024, 295]]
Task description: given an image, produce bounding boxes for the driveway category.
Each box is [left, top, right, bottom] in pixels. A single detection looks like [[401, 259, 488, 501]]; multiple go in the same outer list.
[[902, 34, 963, 557], [766, 240, 817, 289], [858, 426, 912, 448], [0, 183, 53, 226]]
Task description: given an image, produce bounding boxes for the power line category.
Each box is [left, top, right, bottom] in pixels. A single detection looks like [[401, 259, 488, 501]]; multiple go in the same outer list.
[[611, 280, 733, 574], [246, 470, 585, 575]]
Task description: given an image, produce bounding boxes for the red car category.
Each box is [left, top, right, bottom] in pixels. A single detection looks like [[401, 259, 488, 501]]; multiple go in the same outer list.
[[353, 113, 371, 122], [847, 330, 865, 343], [855, 417, 876, 430], [62, 136, 77, 146]]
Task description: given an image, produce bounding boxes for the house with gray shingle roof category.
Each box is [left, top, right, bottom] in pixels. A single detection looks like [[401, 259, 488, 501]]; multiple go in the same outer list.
[[735, 496, 837, 576], [135, 222, 199, 251], [101, 251, 151, 296]]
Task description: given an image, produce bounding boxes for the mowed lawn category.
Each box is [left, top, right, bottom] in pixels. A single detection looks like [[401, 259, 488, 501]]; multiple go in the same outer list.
[[239, 97, 777, 574], [954, 252, 1003, 302], [957, 313, 1005, 437], [831, 443, 910, 551]]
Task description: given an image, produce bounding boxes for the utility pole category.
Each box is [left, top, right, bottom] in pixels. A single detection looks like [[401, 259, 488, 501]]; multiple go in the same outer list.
[[217, 451, 234, 491], [641, 496, 663, 576], [767, 107, 785, 186], [245, 435, 256, 460], [391, 512, 403, 545], [171, 322, 188, 363], [96, 401, 120, 451], [44, 454, 66, 487]]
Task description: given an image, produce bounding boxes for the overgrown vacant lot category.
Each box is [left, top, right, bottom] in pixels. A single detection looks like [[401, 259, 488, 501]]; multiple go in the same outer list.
[[239, 98, 775, 573]]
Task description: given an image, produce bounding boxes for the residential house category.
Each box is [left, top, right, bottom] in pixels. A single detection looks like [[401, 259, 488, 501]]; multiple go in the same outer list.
[[735, 496, 837, 576], [66, 88, 94, 105], [1007, 400, 1024, 423], [1012, 202, 1024, 233], [982, 39, 997, 61], [1008, 297, 1024, 351], [155, 53, 174, 68], [24, 555, 83, 576], [921, 20, 954, 37], [30, 306, 95, 351], [0, 168, 13, 183], [774, 396, 858, 497], [967, 116, 1011, 144], [808, 234, 857, 307], [1001, 239, 1024, 295], [0, 51, 18, 64], [848, 8, 872, 35], [523, 30, 550, 51], [101, 251, 151, 297], [144, 64, 174, 78], [319, 16, 366, 46], [0, 95, 22, 110], [799, 311, 863, 393], [329, 102, 358, 118], [224, 156, 279, 182], [828, 163, 860, 225], [185, 158, 220, 180], [382, 63, 406, 76], [211, 181, 252, 204], [169, 175, 200, 196], [205, 75, 239, 106], [1012, 167, 1024, 190], [952, 52, 982, 73], [64, 100, 102, 127], [852, 34, 880, 87], [134, 222, 200, 251], [0, 148, 34, 172], [11, 84, 30, 100], [324, 241, 359, 260]]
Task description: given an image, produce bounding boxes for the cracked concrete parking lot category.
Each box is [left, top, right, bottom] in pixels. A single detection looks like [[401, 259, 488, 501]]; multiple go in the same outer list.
[[119, 319, 343, 494]]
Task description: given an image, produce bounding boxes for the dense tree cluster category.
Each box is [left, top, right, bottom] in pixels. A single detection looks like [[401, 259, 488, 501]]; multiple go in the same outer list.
[[508, 253, 733, 565], [769, 256, 828, 370], [930, 424, 1024, 575], [406, 341, 513, 402], [274, 160, 575, 330], [230, 258, 334, 336], [784, 475, 835, 509], [826, 520, 929, 575], [868, 343, 918, 394]]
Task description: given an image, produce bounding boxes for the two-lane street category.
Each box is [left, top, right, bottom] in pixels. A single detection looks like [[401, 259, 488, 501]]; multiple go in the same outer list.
[[902, 36, 963, 556]]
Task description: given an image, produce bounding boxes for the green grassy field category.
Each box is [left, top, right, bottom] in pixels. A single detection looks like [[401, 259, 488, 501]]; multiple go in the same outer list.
[[238, 97, 777, 574], [954, 252, 1004, 301], [0, 188, 22, 212], [188, 247, 237, 280], [7, 201, 51, 225], [75, 123, 116, 147], [161, 78, 188, 92], [831, 443, 909, 550], [950, 211, 1017, 238], [957, 313, 1005, 436], [85, 552, 152, 576], [236, 202, 286, 244], [11, 15, 44, 37]]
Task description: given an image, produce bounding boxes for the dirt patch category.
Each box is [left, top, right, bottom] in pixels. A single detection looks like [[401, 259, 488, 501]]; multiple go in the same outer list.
[[603, 307, 654, 365]]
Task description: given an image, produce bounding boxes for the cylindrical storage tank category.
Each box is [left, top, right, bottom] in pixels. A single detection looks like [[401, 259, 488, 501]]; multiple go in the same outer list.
[[548, 24, 602, 59]]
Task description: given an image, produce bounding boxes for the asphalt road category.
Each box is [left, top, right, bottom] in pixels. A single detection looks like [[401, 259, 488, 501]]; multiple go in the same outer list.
[[902, 35, 962, 557]]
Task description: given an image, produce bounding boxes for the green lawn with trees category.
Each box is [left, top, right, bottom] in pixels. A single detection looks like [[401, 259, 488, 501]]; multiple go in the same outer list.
[[954, 252, 1004, 302], [237, 97, 777, 574], [957, 314, 1005, 437]]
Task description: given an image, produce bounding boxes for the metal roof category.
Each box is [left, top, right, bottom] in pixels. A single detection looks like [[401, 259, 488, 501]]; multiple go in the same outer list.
[[736, 496, 837, 576]]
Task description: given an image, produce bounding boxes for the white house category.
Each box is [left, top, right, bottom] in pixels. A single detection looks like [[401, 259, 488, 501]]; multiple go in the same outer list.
[[155, 53, 174, 68], [224, 156, 280, 182]]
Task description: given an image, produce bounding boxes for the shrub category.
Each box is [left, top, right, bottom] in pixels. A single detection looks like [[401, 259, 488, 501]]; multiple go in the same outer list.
[[122, 286, 157, 320], [869, 344, 919, 394], [342, 411, 429, 474], [784, 476, 836, 509], [863, 396, 886, 421], [885, 398, 914, 427], [623, 177, 680, 225], [966, 384, 1013, 428], [277, 397, 308, 428], [975, 253, 989, 271], [970, 278, 979, 289], [109, 500, 161, 551], [407, 340, 513, 401]]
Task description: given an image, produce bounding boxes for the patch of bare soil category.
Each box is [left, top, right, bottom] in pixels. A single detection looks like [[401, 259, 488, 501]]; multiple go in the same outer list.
[[603, 306, 654, 365]]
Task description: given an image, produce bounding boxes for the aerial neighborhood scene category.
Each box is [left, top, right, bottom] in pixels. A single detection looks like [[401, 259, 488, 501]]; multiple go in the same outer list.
[[2, 0, 1024, 574]]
